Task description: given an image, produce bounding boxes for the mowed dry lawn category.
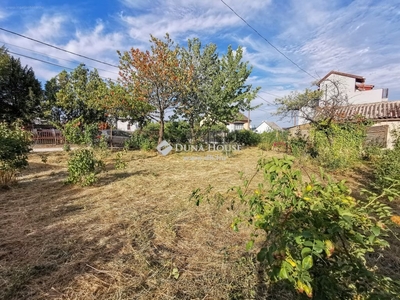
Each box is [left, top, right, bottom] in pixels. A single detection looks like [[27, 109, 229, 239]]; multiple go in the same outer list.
[[0, 148, 399, 300]]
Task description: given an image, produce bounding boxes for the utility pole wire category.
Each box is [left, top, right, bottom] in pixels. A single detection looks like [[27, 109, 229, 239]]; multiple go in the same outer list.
[[220, 0, 317, 80], [8, 51, 117, 82], [0, 27, 119, 68]]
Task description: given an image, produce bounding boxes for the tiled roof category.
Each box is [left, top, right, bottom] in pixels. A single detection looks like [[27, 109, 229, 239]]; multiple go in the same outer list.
[[233, 112, 249, 122], [263, 121, 282, 131], [336, 100, 400, 120], [317, 70, 365, 86]]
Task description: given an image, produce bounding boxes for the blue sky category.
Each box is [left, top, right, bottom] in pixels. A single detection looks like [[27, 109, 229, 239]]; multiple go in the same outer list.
[[1, 0, 400, 128]]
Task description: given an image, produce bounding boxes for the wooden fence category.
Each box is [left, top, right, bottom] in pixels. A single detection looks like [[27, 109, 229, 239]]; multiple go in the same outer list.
[[32, 129, 65, 145]]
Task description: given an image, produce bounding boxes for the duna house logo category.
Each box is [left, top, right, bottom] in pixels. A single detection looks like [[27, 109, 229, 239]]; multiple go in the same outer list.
[[156, 140, 173, 156]]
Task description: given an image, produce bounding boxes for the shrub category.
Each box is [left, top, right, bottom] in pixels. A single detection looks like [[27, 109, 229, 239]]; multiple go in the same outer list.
[[373, 147, 400, 191], [192, 156, 400, 299], [258, 130, 288, 151], [114, 151, 127, 170], [287, 129, 309, 157], [66, 148, 104, 186], [165, 121, 190, 143], [0, 122, 31, 187], [311, 122, 367, 169], [226, 130, 261, 146], [62, 117, 84, 145], [60, 117, 101, 147]]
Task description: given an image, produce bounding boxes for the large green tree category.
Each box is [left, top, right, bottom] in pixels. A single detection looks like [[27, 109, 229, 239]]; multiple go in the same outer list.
[[118, 34, 192, 144], [175, 38, 219, 141], [0, 47, 43, 123], [202, 45, 259, 127], [42, 77, 63, 123], [54, 64, 106, 124], [178, 43, 259, 137], [89, 79, 154, 129]]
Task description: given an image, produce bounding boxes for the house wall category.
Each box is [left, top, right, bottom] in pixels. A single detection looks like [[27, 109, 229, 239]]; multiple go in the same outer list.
[[116, 120, 138, 132], [372, 121, 400, 149], [255, 122, 273, 133], [227, 122, 249, 132], [320, 74, 386, 106]]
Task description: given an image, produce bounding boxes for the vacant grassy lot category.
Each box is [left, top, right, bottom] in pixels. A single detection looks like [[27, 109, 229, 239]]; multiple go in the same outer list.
[[1, 148, 399, 299]]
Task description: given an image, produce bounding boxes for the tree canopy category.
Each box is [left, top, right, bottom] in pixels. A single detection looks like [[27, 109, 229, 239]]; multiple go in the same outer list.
[[118, 35, 259, 144], [0, 46, 43, 123], [118, 34, 191, 144]]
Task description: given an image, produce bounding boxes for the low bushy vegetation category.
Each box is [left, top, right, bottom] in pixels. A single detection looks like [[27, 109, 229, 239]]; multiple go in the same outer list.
[[372, 128, 400, 192], [66, 148, 104, 186], [258, 130, 289, 151], [226, 129, 261, 146], [0, 121, 31, 187], [192, 156, 400, 299]]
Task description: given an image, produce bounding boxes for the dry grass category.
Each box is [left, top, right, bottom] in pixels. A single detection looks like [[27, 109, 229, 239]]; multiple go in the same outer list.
[[0, 148, 399, 300]]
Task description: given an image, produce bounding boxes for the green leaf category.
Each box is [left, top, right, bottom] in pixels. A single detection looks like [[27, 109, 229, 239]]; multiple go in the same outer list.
[[302, 255, 313, 270], [371, 226, 380, 236], [301, 247, 312, 258], [295, 235, 304, 245], [303, 241, 314, 247], [246, 240, 254, 251], [279, 264, 289, 279]]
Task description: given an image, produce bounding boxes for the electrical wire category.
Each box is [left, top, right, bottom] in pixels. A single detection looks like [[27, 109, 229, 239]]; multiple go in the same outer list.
[[8, 50, 117, 82], [220, 0, 317, 80], [1, 40, 119, 75], [0, 27, 119, 68]]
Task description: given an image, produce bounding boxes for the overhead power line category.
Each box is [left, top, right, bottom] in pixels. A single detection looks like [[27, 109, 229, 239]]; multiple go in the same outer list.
[[8, 51, 75, 71], [220, 0, 317, 80], [1, 40, 119, 75], [0, 27, 119, 68], [8, 50, 117, 82], [258, 95, 277, 106]]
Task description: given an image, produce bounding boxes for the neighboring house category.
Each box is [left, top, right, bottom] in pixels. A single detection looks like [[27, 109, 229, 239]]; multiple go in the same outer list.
[[227, 112, 250, 132], [336, 100, 400, 148], [289, 100, 400, 148], [298, 70, 389, 125], [255, 121, 282, 133], [116, 118, 139, 132]]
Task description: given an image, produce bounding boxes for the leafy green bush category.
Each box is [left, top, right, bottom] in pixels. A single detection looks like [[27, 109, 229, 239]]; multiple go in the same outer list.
[[66, 148, 104, 186], [60, 117, 100, 147], [287, 129, 309, 157], [165, 121, 190, 143], [192, 156, 400, 299], [0, 122, 31, 186], [373, 148, 400, 191], [258, 130, 288, 151], [311, 122, 367, 169], [226, 130, 261, 146], [114, 151, 127, 170], [62, 117, 84, 145]]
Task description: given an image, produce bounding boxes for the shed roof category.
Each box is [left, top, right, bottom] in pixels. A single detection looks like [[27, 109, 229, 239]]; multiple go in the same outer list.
[[336, 100, 400, 120]]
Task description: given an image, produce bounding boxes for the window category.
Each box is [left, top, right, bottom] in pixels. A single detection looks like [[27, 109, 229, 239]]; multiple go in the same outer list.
[[234, 123, 244, 131]]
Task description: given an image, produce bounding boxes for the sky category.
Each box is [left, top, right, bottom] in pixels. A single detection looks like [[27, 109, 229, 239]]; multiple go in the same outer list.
[[1, 0, 400, 128]]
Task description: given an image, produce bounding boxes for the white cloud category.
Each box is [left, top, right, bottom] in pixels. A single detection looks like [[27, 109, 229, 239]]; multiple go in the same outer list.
[[1, 0, 399, 127]]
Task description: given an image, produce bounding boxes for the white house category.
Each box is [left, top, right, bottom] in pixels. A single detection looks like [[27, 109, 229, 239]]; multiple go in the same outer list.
[[298, 70, 389, 125], [226, 112, 250, 132], [255, 121, 282, 133], [318, 71, 388, 105], [116, 119, 139, 132]]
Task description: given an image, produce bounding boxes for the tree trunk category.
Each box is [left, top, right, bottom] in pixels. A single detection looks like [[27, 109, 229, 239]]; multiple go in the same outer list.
[[158, 112, 165, 145], [189, 118, 196, 144]]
